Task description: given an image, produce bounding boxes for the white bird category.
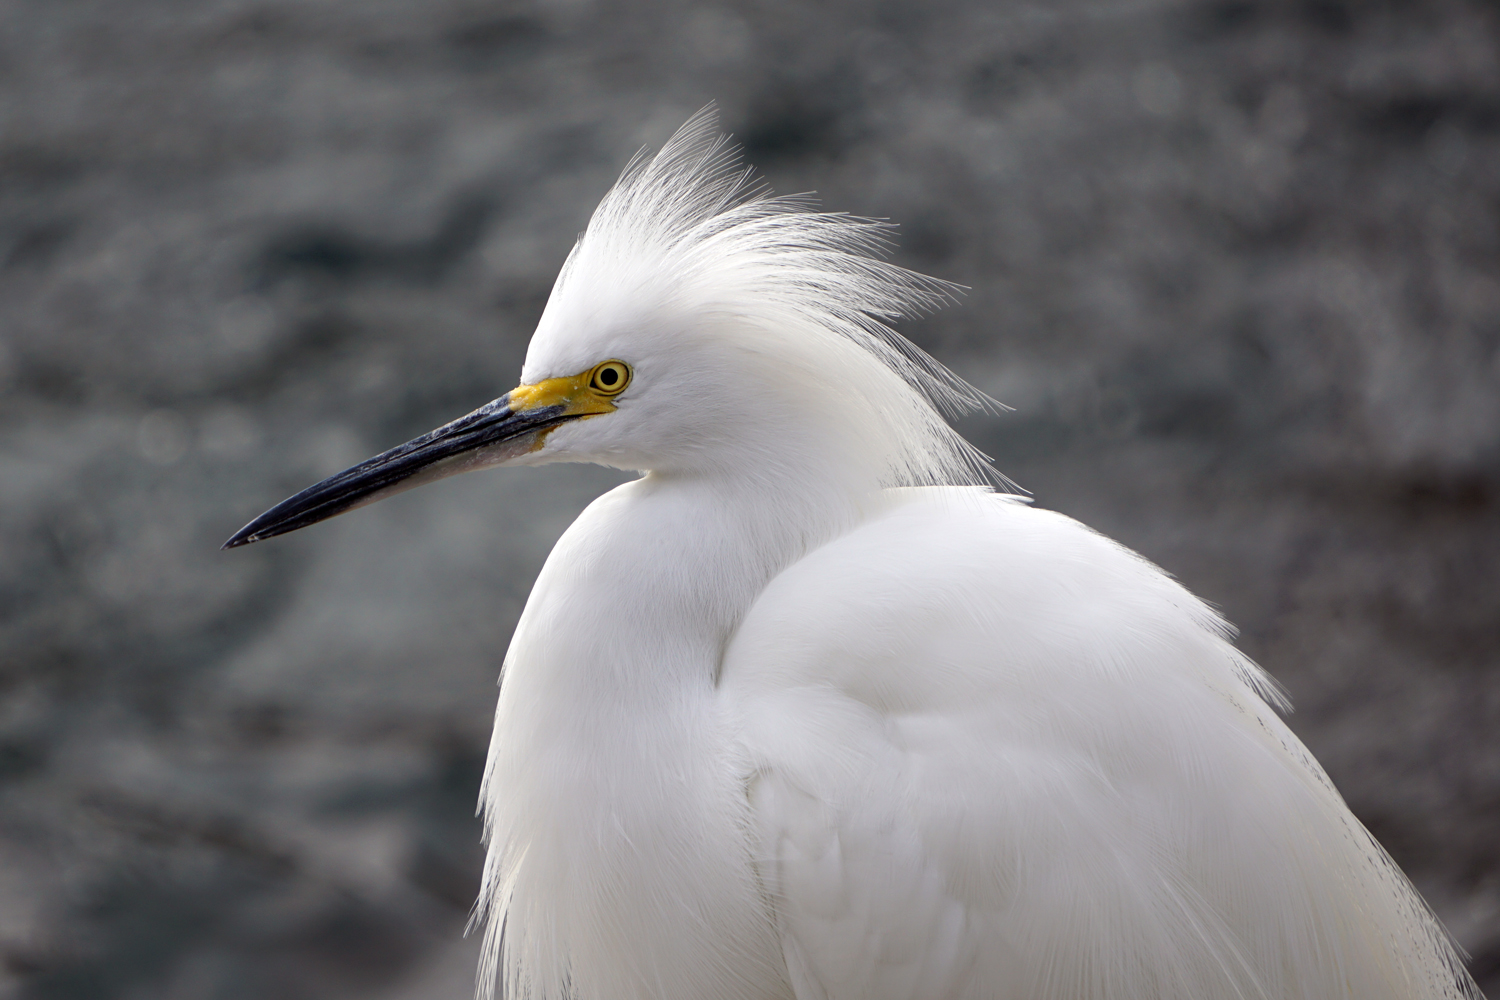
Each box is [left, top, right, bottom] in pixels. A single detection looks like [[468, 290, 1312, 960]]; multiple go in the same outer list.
[[226, 109, 1481, 1000]]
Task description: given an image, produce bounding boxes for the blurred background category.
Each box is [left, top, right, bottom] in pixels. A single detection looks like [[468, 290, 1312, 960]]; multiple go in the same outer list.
[[1, 0, 1497, 997]]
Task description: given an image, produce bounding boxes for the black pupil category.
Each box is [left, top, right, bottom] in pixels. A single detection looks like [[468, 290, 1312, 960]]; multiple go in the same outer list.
[[600, 368, 618, 386]]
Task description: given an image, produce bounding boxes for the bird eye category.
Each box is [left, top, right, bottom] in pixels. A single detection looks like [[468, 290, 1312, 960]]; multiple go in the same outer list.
[[589, 361, 631, 395]]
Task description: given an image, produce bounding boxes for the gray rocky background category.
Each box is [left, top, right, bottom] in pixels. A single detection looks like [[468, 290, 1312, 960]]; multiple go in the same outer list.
[[1, 0, 1497, 997]]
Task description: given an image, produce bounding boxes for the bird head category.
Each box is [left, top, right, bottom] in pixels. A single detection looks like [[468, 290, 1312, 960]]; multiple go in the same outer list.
[[224, 108, 997, 549]]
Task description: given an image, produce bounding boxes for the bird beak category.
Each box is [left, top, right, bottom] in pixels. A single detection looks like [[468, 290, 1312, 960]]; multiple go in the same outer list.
[[222, 372, 617, 549]]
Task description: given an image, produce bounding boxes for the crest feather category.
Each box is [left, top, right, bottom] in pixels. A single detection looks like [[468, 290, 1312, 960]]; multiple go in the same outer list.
[[555, 104, 1010, 490]]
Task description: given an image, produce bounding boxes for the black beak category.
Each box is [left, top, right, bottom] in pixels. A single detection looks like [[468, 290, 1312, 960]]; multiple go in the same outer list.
[[223, 395, 571, 549]]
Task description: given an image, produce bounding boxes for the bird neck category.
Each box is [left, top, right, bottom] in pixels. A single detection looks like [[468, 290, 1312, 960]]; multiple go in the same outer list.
[[478, 468, 826, 1000], [515, 466, 874, 696]]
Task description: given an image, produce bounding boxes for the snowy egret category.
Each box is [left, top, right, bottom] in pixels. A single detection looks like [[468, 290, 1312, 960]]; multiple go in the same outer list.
[[226, 109, 1480, 1000]]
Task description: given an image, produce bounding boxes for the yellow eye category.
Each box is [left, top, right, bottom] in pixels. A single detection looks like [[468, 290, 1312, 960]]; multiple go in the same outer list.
[[589, 360, 632, 395]]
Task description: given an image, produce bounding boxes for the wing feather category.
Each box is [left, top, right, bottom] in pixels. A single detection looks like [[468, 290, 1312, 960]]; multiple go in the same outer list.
[[722, 488, 1477, 1000]]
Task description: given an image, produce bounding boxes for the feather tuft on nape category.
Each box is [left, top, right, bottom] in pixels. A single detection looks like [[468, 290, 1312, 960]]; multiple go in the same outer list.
[[537, 104, 1011, 492]]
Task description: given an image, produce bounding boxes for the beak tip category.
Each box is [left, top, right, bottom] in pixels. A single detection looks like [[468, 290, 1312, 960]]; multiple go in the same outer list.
[[222, 527, 260, 550]]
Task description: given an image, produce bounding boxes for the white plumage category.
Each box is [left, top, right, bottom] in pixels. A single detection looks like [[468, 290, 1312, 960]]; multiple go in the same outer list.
[[228, 107, 1480, 1000]]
